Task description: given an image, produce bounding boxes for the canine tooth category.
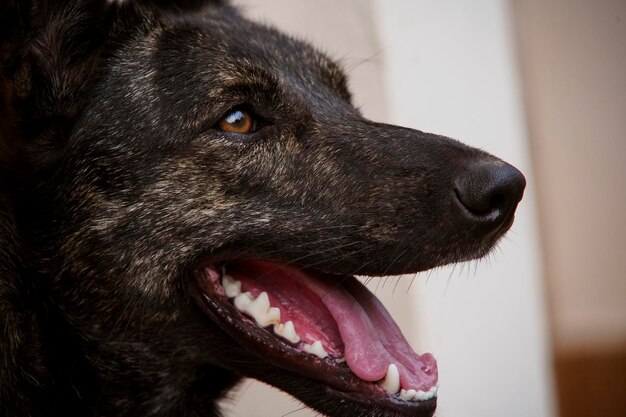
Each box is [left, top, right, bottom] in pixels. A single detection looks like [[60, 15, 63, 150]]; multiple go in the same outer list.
[[234, 292, 254, 311], [221, 274, 241, 298], [379, 364, 401, 394], [400, 389, 417, 401], [334, 357, 346, 363], [274, 320, 300, 344], [303, 340, 328, 359]]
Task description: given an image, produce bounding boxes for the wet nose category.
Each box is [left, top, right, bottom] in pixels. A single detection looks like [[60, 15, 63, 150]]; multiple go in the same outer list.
[[454, 160, 526, 226]]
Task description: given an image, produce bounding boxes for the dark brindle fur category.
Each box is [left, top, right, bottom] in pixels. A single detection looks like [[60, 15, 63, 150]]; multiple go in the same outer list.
[[0, 1, 525, 416]]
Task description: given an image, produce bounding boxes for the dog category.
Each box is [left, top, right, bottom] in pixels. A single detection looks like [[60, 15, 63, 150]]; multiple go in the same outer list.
[[0, 1, 526, 416]]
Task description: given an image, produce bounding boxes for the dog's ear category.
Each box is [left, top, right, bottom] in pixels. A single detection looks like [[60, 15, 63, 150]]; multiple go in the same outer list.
[[0, 0, 229, 168], [0, 0, 117, 169]]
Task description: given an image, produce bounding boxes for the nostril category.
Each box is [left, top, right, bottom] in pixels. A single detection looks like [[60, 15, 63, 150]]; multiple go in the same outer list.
[[454, 161, 526, 222], [489, 192, 506, 210], [454, 187, 500, 219]]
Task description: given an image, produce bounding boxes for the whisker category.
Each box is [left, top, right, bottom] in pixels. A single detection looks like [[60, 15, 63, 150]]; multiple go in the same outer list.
[[281, 404, 309, 417]]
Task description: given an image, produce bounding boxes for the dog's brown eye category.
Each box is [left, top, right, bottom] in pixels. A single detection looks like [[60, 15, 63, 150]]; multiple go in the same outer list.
[[218, 108, 256, 134]]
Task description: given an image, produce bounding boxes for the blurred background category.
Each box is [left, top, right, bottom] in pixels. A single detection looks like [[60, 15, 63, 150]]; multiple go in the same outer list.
[[223, 1, 626, 416]]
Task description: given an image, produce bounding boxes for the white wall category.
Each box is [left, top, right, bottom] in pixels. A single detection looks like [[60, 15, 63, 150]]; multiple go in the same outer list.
[[225, 1, 556, 416], [374, 1, 555, 416]]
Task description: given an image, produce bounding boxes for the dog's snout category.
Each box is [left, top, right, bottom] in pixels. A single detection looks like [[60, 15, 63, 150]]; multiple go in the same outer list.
[[453, 160, 526, 226]]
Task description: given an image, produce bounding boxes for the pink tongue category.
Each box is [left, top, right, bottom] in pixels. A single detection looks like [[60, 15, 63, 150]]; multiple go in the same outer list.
[[236, 261, 438, 392], [305, 271, 437, 391]]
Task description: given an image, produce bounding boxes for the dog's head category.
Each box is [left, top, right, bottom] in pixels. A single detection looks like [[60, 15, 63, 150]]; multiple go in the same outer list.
[[1, 1, 525, 416]]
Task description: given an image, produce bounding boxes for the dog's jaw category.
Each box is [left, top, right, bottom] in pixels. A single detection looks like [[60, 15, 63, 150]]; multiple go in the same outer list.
[[191, 260, 438, 416]]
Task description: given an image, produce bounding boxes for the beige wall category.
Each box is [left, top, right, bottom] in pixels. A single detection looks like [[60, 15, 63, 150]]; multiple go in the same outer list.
[[514, 0, 626, 353], [375, 1, 554, 416]]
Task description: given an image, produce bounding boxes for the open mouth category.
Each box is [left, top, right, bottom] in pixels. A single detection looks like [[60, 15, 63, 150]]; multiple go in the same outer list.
[[192, 259, 438, 414]]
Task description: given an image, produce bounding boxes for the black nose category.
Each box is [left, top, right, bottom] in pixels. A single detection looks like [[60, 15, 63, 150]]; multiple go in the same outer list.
[[454, 160, 526, 225]]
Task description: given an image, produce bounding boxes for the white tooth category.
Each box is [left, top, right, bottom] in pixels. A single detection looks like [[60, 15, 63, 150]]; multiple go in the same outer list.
[[399, 385, 438, 402], [415, 390, 428, 401], [251, 291, 271, 311], [414, 385, 438, 401], [303, 340, 329, 359], [262, 307, 281, 327], [334, 357, 346, 363], [245, 292, 271, 325], [234, 292, 254, 311], [283, 321, 299, 342], [274, 320, 300, 344], [221, 274, 241, 298], [274, 323, 284, 337], [400, 389, 417, 401], [234, 291, 281, 327], [379, 364, 401, 394], [246, 291, 270, 319]]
